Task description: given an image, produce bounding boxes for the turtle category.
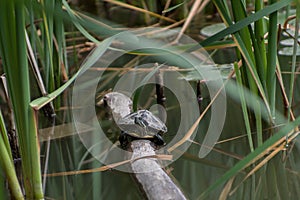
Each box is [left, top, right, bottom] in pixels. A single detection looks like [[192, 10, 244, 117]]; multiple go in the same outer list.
[[118, 110, 167, 147], [102, 92, 167, 148]]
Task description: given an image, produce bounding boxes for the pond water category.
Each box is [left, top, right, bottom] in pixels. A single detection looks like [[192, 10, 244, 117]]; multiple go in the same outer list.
[[39, 3, 300, 200]]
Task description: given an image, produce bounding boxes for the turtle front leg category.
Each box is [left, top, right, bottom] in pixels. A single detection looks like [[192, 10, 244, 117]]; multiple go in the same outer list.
[[152, 134, 165, 146], [119, 131, 130, 149]]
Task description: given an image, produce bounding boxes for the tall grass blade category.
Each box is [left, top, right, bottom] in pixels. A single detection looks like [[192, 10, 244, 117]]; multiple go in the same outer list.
[[234, 63, 254, 152], [0, 112, 13, 160], [266, 0, 278, 117], [0, 111, 24, 199], [287, 2, 300, 122], [254, 0, 267, 82], [0, 1, 43, 198], [162, 1, 186, 13]]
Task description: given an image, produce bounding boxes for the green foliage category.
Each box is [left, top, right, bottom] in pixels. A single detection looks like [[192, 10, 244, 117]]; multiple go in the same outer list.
[[0, 0, 300, 199], [0, 1, 43, 199], [198, 0, 300, 198]]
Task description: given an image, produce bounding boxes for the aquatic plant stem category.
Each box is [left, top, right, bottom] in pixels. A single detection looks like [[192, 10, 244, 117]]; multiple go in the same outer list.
[[287, 2, 300, 122], [266, 0, 278, 118], [234, 62, 254, 152]]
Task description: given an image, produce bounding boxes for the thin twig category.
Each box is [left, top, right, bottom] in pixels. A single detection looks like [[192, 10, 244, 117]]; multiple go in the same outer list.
[[174, 0, 206, 42], [155, 68, 167, 122], [45, 154, 172, 177], [104, 0, 177, 23]]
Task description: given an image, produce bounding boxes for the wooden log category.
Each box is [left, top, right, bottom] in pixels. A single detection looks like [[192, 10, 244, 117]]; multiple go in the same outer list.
[[101, 92, 185, 199], [130, 140, 186, 200]]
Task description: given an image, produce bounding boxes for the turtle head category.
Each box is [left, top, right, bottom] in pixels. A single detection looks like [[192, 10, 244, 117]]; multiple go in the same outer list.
[[102, 92, 133, 120]]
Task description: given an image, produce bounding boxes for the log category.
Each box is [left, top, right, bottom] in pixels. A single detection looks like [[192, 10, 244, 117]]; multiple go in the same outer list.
[[130, 140, 186, 200], [101, 92, 185, 199]]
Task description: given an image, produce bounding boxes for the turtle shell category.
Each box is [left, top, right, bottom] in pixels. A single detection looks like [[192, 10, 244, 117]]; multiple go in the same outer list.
[[118, 110, 167, 138]]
